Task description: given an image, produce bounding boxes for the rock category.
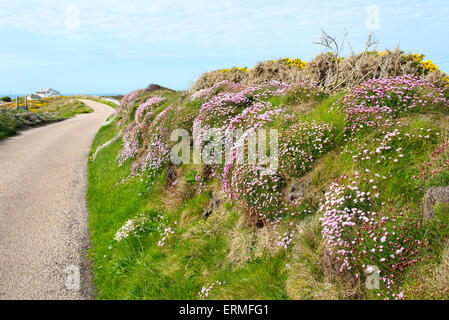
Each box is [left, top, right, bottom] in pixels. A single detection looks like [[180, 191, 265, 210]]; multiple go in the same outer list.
[[423, 186, 449, 220], [322, 247, 361, 297], [201, 164, 213, 180], [286, 180, 305, 205], [165, 164, 178, 188], [203, 192, 221, 219], [322, 247, 340, 277]]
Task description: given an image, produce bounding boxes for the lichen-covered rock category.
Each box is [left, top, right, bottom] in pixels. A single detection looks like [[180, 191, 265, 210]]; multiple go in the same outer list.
[[165, 164, 178, 188], [286, 180, 305, 205], [423, 186, 449, 220], [322, 247, 362, 298], [203, 191, 221, 219], [201, 164, 213, 181]]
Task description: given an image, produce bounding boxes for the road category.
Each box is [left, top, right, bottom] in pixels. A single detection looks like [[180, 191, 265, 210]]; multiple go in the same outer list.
[[0, 100, 113, 299]]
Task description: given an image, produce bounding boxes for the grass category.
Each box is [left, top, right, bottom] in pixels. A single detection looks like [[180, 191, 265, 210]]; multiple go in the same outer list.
[[85, 98, 119, 109], [87, 84, 449, 300], [0, 99, 93, 141], [88, 119, 289, 299], [0, 108, 60, 140], [34, 99, 93, 118]]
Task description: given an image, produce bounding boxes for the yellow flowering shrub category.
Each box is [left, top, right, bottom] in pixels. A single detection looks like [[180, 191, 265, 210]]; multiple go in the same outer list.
[[403, 53, 439, 74], [279, 58, 307, 70], [219, 66, 249, 73]]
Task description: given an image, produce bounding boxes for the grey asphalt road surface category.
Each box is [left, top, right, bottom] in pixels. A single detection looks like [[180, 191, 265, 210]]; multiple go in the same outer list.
[[0, 100, 113, 300]]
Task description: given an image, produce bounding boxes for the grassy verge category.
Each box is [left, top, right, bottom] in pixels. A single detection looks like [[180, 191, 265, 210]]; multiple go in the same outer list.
[[0, 108, 60, 141], [85, 98, 119, 109], [0, 99, 94, 140], [34, 99, 94, 118], [88, 120, 288, 299]]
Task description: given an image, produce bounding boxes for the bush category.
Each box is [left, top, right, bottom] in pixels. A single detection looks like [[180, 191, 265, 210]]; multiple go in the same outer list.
[[0, 96, 11, 102], [191, 49, 449, 94]]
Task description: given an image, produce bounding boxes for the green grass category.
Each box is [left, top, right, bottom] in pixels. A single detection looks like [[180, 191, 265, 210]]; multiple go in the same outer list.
[[0, 99, 93, 141], [0, 108, 61, 140], [87, 87, 449, 300], [88, 120, 289, 299], [38, 99, 93, 118], [85, 98, 119, 109]]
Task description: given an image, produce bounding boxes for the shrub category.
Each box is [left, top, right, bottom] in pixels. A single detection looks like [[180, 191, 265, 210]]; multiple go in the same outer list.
[[191, 69, 249, 92], [191, 49, 449, 94]]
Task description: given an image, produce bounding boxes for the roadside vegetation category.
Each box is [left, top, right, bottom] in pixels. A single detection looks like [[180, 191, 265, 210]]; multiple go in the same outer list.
[[86, 98, 120, 109], [0, 98, 93, 140], [0, 108, 60, 140], [87, 47, 449, 300], [32, 99, 93, 118]]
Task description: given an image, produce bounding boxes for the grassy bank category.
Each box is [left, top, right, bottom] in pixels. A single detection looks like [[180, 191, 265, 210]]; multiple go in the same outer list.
[[88, 116, 289, 299], [33, 99, 94, 118], [85, 98, 119, 109], [0, 108, 60, 140], [0, 99, 93, 140], [88, 78, 449, 300]]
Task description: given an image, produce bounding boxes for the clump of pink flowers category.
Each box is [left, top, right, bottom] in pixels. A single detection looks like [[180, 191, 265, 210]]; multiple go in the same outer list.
[[114, 213, 151, 242], [333, 74, 448, 134], [134, 105, 175, 178], [319, 172, 429, 299], [135, 96, 166, 121], [279, 121, 334, 177], [117, 95, 167, 165], [199, 280, 226, 298], [191, 80, 244, 101], [116, 95, 175, 181], [158, 221, 176, 247]]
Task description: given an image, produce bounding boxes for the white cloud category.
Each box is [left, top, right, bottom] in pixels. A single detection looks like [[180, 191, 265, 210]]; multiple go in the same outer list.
[[0, 0, 362, 45], [0, 0, 448, 59]]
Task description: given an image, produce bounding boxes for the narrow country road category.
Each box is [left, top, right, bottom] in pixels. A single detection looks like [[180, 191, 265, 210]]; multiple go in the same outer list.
[[0, 100, 113, 300]]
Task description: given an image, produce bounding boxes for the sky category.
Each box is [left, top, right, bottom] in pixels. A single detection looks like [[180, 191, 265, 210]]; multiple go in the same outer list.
[[0, 0, 448, 95]]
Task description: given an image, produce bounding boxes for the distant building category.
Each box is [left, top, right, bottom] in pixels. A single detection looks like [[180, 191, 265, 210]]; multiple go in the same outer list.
[[28, 88, 61, 100]]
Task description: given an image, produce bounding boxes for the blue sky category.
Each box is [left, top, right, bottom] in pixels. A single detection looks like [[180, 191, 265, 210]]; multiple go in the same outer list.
[[0, 0, 448, 95]]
